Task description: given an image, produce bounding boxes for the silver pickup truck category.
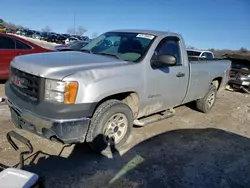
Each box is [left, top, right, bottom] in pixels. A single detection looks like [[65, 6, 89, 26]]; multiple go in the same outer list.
[[5, 29, 231, 154]]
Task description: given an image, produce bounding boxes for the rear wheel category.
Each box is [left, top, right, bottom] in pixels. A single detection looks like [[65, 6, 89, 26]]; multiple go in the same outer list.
[[86, 100, 133, 155], [196, 85, 217, 113]]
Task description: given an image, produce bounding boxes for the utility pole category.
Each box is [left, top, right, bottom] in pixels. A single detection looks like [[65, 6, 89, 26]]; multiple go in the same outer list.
[[74, 13, 76, 35]]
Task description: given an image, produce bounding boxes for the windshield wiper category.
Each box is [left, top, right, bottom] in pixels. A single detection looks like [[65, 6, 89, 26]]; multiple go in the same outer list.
[[94, 52, 119, 59], [80, 49, 93, 54]]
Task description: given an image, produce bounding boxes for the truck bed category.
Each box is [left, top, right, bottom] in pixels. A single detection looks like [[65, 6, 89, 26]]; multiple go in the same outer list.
[[182, 59, 231, 104], [188, 57, 224, 62]]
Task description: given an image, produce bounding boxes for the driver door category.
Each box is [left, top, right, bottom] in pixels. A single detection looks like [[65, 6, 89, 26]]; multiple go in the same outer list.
[[144, 37, 188, 115]]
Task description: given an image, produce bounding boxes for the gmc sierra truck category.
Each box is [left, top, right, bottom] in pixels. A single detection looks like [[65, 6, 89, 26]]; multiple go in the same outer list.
[[5, 29, 231, 154]]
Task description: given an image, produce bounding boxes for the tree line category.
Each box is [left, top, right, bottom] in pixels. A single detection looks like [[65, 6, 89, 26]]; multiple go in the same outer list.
[[42, 25, 98, 38], [1, 18, 99, 38]]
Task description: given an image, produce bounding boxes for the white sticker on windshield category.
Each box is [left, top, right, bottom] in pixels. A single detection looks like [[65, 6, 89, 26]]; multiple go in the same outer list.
[[136, 34, 155, 40]]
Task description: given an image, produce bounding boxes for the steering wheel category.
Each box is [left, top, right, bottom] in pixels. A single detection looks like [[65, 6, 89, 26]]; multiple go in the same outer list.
[[102, 40, 112, 47]]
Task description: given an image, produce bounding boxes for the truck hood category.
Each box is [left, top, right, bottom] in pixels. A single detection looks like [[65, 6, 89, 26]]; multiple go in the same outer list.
[[11, 51, 131, 80]]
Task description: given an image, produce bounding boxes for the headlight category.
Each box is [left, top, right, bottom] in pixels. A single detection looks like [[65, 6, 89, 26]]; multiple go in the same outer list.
[[45, 79, 78, 104], [45, 79, 66, 92], [45, 90, 64, 103]]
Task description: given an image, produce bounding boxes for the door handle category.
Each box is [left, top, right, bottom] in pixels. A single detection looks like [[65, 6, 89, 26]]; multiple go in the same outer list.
[[176, 72, 185, 77]]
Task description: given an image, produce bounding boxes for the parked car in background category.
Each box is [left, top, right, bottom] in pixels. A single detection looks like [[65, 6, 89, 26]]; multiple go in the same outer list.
[[5, 29, 231, 155], [187, 49, 214, 59], [24, 30, 34, 38], [71, 35, 81, 39], [55, 40, 88, 51], [46, 34, 59, 43], [0, 33, 53, 79], [78, 36, 90, 41], [55, 35, 67, 44], [16, 29, 27, 36], [15, 29, 22, 35], [32, 32, 42, 39], [6, 28, 13, 33], [65, 36, 79, 44], [40, 32, 49, 41], [70, 35, 90, 41], [6, 28, 17, 34], [53, 39, 79, 49], [61, 34, 71, 39], [225, 54, 250, 93]]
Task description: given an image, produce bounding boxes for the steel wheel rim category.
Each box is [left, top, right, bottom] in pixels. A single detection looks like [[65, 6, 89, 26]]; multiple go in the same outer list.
[[103, 113, 128, 145], [207, 91, 215, 108]]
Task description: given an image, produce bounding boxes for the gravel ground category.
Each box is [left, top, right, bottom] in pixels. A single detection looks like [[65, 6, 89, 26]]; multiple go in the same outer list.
[[0, 84, 250, 188]]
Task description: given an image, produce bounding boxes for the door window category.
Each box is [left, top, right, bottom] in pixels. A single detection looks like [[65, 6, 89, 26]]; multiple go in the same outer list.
[[201, 52, 213, 59], [152, 38, 181, 65], [15, 39, 32, 50], [0, 36, 15, 49]]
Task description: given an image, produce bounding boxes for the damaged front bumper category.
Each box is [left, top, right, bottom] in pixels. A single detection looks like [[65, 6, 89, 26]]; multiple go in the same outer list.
[[7, 100, 90, 144], [5, 82, 93, 144]]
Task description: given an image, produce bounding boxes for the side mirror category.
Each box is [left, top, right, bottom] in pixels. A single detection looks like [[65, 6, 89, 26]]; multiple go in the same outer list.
[[151, 54, 176, 68], [201, 55, 206, 58]]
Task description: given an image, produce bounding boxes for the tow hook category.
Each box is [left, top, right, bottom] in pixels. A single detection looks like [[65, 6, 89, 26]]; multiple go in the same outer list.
[[6, 131, 33, 169], [0, 131, 44, 187]]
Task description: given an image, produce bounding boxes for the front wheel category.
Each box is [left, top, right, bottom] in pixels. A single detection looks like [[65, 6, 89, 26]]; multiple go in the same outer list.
[[196, 85, 217, 113], [86, 100, 133, 155]]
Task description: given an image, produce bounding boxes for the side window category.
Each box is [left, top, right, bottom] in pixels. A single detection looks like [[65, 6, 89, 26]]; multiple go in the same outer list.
[[0, 36, 15, 49], [152, 38, 181, 65], [206, 52, 213, 58], [201, 52, 213, 59], [15, 39, 32, 50]]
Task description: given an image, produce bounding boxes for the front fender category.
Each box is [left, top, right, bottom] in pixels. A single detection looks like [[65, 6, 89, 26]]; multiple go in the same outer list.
[[63, 69, 142, 103], [83, 74, 142, 103]]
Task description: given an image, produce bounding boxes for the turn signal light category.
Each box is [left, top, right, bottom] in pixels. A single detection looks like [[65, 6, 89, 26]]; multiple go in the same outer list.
[[64, 82, 78, 104]]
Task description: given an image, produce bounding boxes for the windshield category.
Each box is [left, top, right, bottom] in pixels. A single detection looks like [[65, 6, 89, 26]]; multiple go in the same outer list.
[[81, 32, 155, 62]]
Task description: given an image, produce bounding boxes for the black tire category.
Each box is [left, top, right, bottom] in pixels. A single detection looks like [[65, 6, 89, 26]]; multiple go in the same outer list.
[[86, 99, 133, 154], [196, 85, 217, 113]]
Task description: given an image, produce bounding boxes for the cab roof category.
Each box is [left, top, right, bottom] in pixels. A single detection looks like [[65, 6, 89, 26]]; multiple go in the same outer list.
[[108, 29, 181, 37]]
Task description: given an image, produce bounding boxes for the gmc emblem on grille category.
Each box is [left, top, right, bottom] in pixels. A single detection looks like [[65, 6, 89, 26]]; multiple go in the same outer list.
[[11, 75, 28, 89]]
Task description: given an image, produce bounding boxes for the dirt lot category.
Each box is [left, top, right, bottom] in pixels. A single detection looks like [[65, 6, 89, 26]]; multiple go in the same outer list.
[[0, 84, 250, 188]]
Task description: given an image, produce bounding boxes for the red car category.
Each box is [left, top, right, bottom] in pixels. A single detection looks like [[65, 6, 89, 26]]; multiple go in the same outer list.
[[0, 33, 53, 80]]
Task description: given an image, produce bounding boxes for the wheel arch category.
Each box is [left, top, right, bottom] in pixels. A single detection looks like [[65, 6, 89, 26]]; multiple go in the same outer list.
[[93, 91, 139, 119], [212, 77, 223, 90]]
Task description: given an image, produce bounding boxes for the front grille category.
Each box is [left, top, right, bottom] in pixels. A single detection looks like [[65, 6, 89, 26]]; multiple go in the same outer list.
[[10, 67, 43, 103]]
